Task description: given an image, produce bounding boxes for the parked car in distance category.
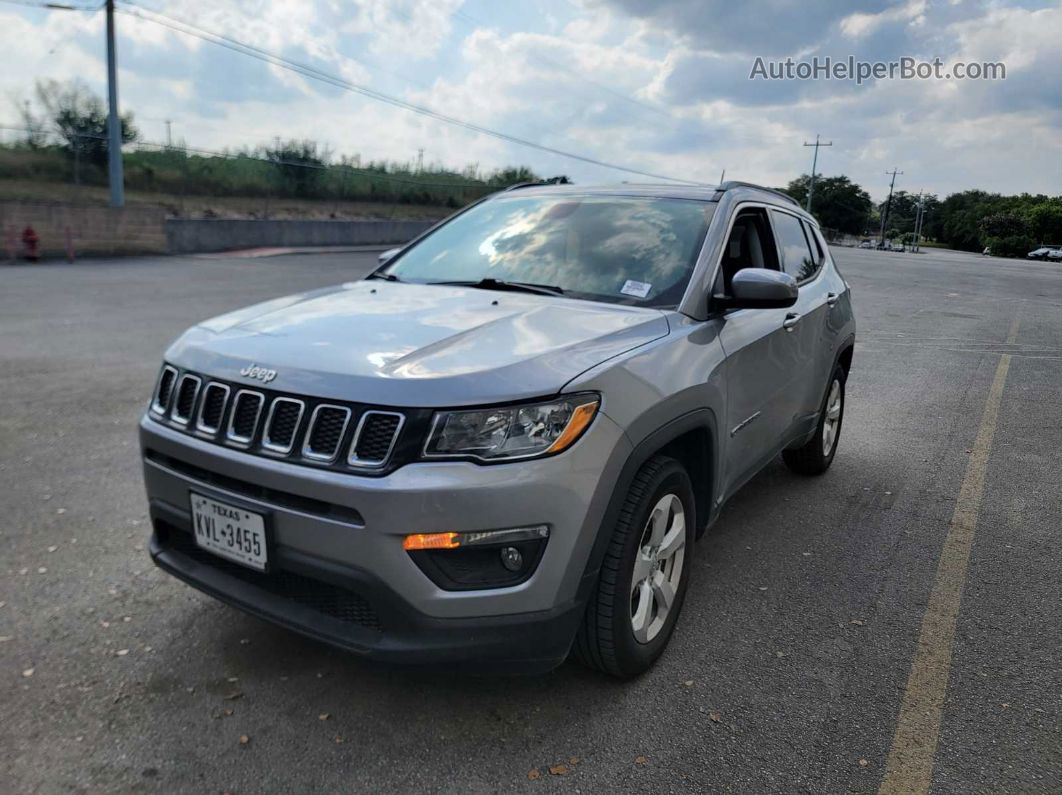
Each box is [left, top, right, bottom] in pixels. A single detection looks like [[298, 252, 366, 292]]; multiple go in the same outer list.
[[1027, 246, 1053, 260], [1046, 248, 1062, 261], [858, 239, 873, 249], [889, 242, 905, 252], [139, 181, 856, 678]]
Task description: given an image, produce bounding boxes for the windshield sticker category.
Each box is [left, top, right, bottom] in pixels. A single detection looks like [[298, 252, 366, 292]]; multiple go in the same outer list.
[[620, 279, 652, 298]]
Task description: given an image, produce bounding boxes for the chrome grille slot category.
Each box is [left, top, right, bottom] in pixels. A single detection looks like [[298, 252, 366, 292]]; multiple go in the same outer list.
[[349, 411, 404, 466], [152, 365, 178, 414], [196, 383, 230, 434], [303, 405, 351, 461], [148, 367, 412, 473], [171, 374, 201, 425], [262, 398, 305, 454], [227, 390, 264, 444]]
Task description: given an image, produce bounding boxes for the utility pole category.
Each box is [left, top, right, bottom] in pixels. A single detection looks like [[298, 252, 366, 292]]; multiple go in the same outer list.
[[105, 0, 124, 207], [910, 190, 922, 252], [803, 134, 832, 213], [878, 168, 902, 248], [416, 148, 424, 174], [912, 192, 927, 253], [165, 119, 172, 149]]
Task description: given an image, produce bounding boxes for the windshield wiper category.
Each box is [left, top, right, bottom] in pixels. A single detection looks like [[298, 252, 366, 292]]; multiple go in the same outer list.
[[429, 278, 564, 296], [366, 271, 401, 282]]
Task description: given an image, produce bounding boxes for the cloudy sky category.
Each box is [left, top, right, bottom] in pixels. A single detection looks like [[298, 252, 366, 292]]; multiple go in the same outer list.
[[2, 0, 1060, 200]]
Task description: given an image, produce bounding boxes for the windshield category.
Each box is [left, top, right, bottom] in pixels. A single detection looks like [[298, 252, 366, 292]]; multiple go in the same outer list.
[[381, 194, 715, 307]]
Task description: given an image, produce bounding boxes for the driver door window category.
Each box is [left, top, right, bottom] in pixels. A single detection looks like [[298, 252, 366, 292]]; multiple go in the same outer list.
[[716, 207, 780, 294]]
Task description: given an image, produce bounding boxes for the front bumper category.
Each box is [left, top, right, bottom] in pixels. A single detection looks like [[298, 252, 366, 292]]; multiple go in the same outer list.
[[140, 410, 630, 671]]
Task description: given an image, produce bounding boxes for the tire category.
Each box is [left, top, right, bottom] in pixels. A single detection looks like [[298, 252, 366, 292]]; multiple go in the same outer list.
[[573, 455, 695, 678], [782, 364, 846, 476]]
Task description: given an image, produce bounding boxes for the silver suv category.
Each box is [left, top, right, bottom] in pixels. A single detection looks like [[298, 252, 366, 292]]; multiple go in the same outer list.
[[140, 182, 855, 678]]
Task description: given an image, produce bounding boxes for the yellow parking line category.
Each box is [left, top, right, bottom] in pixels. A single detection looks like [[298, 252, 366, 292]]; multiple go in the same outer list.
[[879, 317, 1019, 794]]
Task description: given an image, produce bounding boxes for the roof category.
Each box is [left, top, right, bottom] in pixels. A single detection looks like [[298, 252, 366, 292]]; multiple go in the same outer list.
[[501, 180, 802, 209]]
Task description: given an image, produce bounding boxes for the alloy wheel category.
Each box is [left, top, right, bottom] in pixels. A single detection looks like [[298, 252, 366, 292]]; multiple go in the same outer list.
[[822, 379, 842, 456], [630, 493, 686, 644]]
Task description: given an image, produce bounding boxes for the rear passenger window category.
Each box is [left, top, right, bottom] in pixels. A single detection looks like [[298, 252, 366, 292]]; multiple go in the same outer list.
[[771, 210, 817, 282], [803, 221, 825, 268]]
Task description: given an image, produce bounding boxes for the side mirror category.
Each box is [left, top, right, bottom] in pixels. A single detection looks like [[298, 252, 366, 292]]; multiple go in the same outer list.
[[378, 247, 401, 264], [725, 268, 798, 309]]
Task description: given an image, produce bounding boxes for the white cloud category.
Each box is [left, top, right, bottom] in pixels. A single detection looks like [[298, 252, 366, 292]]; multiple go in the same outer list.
[[0, 0, 1058, 198]]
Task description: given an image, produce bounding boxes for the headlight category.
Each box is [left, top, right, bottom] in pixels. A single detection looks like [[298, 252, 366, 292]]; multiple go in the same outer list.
[[423, 394, 600, 461]]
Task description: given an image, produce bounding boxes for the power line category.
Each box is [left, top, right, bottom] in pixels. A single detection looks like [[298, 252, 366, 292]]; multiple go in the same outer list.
[[449, 7, 676, 123], [117, 2, 702, 185], [361, 3, 676, 129], [0, 0, 99, 10]]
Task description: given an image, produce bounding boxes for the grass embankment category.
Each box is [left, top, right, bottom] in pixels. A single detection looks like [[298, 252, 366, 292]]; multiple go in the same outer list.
[[0, 178, 450, 220], [0, 145, 517, 220]]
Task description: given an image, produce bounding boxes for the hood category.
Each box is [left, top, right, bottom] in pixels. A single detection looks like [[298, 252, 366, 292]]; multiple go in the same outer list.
[[166, 280, 670, 407]]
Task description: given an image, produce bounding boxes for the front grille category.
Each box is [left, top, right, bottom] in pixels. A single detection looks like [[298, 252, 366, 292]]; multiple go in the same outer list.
[[153, 366, 178, 413], [172, 375, 201, 424], [304, 406, 350, 461], [351, 412, 404, 465], [263, 398, 304, 453], [197, 383, 229, 433], [229, 391, 264, 442], [162, 526, 381, 630], [148, 364, 417, 475]]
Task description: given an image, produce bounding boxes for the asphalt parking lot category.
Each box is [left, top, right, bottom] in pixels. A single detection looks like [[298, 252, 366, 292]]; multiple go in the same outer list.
[[2, 245, 1060, 793]]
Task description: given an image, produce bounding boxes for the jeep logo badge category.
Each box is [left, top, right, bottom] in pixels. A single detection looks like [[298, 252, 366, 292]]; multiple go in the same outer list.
[[240, 363, 277, 384]]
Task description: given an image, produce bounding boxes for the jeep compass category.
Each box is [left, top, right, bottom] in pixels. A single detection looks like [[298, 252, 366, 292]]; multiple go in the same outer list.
[[140, 181, 855, 678]]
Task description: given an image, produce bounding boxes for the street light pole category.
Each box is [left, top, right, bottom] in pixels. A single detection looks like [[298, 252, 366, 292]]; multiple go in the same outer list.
[[105, 0, 124, 207]]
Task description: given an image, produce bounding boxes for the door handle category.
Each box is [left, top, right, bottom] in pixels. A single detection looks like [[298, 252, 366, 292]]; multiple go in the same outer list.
[[782, 312, 801, 331], [826, 292, 840, 307]]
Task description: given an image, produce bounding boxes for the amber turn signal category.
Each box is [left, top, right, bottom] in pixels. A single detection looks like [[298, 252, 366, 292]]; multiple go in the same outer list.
[[545, 399, 599, 454], [402, 532, 460, 550], [403, 525, 550, 551]]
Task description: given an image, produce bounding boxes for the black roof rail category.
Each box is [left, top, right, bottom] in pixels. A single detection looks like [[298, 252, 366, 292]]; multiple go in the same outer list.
[[719, 180, 801, 208], [503, 181, 546, 191]]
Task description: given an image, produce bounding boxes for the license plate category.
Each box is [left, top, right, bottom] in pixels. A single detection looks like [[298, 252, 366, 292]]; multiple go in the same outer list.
[[190, 493, 268, 571]]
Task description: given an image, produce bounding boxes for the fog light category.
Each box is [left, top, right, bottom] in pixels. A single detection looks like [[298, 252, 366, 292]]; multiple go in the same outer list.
[[500, 546, 523, 572], [403, 525, 550, 591]]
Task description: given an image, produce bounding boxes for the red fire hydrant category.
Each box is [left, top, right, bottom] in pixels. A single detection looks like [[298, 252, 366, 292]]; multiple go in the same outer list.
[[21, 225, 40, 262]]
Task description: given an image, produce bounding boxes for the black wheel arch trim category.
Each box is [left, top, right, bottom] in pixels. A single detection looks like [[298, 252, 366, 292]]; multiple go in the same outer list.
[[833, 334, 856, 375], [575, 408, 718, 605]]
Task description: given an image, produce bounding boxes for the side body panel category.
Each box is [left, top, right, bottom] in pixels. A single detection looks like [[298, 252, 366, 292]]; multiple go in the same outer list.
[[568, 314, 727, 524], [716, 304, 801, 496]]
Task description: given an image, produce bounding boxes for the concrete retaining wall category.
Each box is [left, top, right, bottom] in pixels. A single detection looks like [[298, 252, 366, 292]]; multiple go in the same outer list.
[[165, 218, 437, 254], [1, 200, 167, 258], [0, 201, 437, 258]]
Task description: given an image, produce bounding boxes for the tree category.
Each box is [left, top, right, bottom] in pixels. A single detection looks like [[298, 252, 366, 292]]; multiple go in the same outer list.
[[30, 78, 137, 168], [782, 174, 873, 235], [14, 99, 47, 148], [263, 139, 330, 197], [1026, 201, 1062, 243], [486, 166, 539, 187], [979, 212, 1029, 239]]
